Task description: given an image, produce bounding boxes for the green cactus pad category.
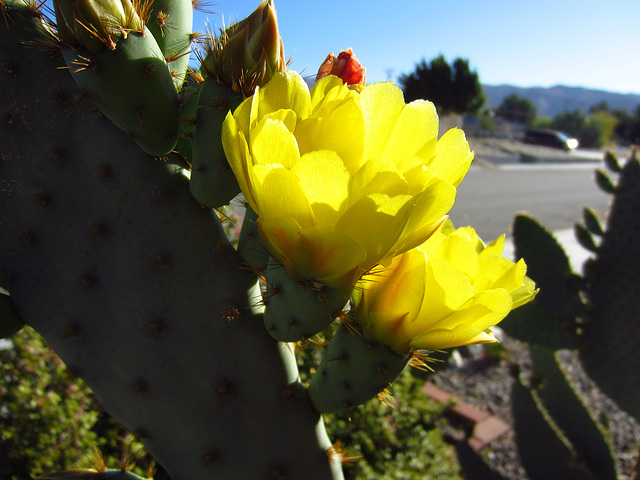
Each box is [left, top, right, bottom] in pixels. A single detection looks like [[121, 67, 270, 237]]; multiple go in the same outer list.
[[308, 325, 410, 414], [500, 214, 582, 349], [604, 151, 622, 173], [580, 153, 640, 421], [0, 293, 25, 338], [594, 168, 617, 194], [582, 206, 604, 236], [452, 440, 508, 480], [510, 378, 599, 480], [530, 346, 617, 480], [62, 32, 180, 157], [574, 223, 599, 253], [144, 0, 193, 90], [263, 261, 351, 342], [172, 76, 201, 165], [237, 205, 270, 272], [0, 6, 342, 478], [189, 77, 244, 207]]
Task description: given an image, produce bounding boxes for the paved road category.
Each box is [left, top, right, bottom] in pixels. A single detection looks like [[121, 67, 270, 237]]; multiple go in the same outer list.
[[448, 162, 610, 242]]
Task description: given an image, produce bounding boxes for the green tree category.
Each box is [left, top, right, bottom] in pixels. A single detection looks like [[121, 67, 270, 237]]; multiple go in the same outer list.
[[495, 93, 537, 125], [551, 109, 617, 148], [398, 55, 485, 115], [613, 104, 640, 144], [588, 100, 610, 114], [586, 111, 617, 148], [551, 109, 586, 138]]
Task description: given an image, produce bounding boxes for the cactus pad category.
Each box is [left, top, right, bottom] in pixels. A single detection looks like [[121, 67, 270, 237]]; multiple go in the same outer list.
[[500, 214, 582, 349], [580, 153, 640, 421], [529, 346, 617, 480], [263, 261, 351, 342], [189, 76, 244, 207], [0, 4, 342, 478], [308, 324, 409, 413], [62, 32, 180, 156]]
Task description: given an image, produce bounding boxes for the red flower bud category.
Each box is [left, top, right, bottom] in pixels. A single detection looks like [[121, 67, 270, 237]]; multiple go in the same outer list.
[[316, 48, 366, 86]]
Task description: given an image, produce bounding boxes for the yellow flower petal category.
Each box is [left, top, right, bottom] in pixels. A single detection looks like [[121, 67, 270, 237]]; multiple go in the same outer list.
[[475, 255, 525, 292], [360, 82, 405, 162], [420, 258, 474, 321], [380, 99, 439, 165], [290, 150, 350, 225], [222, 114, 256, 208], [511, 277, 539, 308], [391, 177, 456, 254], [251, 117, 300, 168], [296, 85, 364, 173], [397, 157, 437, 195], [310, 75, 357, 115], [411, 289, 512, 349], [361, 248, 426, 324], [349, 158, 408, 201], [264, 108, 298, 134], [260, 219, 367, 287], [412, 324, 498, 350], [482, 234, 505, 257], [232, 95, 254, 136], [437, 233, 479, 281], [336, 194, 413, 271], [251, 165, 314, 228], [257, 71, 311, 119], [431, 128, 474, 187]]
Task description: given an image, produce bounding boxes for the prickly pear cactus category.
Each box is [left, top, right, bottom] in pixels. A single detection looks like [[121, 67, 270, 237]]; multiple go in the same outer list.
[[0, 0, 543, 477], [505, 151, 640, 422], [0, 2, 342, 478], [501, 215, 582, 350], [579, 151, 640, 422], [456, 150, 640, 480], [525, 346, 617, 480], [459, 150, 640, 480]]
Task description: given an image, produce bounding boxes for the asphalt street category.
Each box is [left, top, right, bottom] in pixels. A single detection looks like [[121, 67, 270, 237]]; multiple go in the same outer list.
[[449, 161, 609, 243]]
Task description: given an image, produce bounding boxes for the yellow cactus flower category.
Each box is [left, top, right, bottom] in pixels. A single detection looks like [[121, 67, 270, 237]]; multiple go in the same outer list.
[[354, 221, 538, 353], [222, 71, 474, 289]]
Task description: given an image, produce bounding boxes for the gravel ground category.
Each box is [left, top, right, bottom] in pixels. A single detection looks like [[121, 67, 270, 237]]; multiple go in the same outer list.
[[431, 336, 639, 479]]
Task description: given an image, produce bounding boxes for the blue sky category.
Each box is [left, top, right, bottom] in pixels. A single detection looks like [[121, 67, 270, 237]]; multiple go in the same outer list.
[[194, 0, 640, 94]]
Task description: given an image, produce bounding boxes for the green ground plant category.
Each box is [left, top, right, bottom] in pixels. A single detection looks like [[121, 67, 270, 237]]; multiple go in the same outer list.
[[0, 328, 158, 479]]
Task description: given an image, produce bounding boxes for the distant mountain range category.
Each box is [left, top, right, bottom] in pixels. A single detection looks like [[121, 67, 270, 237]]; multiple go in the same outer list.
[[482, 84, 640, 118]]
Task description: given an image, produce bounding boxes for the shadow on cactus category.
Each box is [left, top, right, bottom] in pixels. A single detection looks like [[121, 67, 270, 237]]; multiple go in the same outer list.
[[456, 149, 640, 480]]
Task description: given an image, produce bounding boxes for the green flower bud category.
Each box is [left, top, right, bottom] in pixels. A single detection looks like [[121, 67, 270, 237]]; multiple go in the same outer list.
[[205, 0, 286, 96], [53, 0, 144, 53]]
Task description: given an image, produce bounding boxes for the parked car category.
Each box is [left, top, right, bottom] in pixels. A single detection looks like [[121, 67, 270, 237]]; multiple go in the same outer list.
[[522, 128, 579, 150]]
